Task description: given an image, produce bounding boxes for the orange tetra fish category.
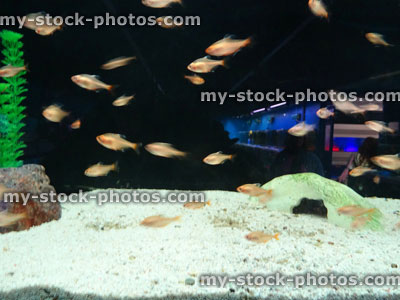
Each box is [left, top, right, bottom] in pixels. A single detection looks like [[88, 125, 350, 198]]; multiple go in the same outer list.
[[71, 74, 115, 92], [237, 184, 273, 203], [157, 16, 184, 29], [0, 65, 28, 78], [101, 56, 136, 70], [145, 143, 186, 158], [183, 200, 211, 210], [140, 215, 181, 228], [70, 119, 81, 129], [371, 155, 400, 171], [84, 162, 118, 177], [112, 95, 134, 107], [184, 75, 205, 85], [308, 0, 329, 19], [349, 167, 374, 177], [337, 205, 376, 217], [203, 152, 235, 165], [187, 57, 227, 73], [365, 33, 392, 47], [42, 105, 70, 123], [245, 232, 280, 244], [205, 36, 252, 57], [96, 133, 141, 153]]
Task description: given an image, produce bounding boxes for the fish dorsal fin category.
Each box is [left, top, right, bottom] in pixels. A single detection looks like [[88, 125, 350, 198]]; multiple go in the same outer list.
[[254, 183, 261, 187], [223, 34, 236, 40], [89, 74, 100, 79], [118, 134, 127, 139]]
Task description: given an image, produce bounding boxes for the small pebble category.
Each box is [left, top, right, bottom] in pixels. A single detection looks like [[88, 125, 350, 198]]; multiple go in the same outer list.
[[185, 278, 195, 286], [391, 264, 398, 268]]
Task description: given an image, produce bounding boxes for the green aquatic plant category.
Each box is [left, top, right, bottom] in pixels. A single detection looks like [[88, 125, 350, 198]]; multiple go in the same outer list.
[[261, 173, 383, 230], [0, 30, 28, 167], [0, 113, 10, 134]]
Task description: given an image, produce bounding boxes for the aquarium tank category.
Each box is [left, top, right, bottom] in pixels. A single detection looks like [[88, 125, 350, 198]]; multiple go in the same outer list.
[[0, 0, 399, 300]]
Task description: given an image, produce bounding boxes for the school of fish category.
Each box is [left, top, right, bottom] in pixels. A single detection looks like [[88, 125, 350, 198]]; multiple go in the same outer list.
[[0, 1, 398, 233]]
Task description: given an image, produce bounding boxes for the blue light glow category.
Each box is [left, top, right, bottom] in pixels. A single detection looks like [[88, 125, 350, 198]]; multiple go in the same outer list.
[[333, 137, 363, 152]]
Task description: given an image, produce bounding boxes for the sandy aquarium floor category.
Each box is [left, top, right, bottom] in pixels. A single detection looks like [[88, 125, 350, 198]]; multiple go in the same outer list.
[[0, 189, 400, 300]]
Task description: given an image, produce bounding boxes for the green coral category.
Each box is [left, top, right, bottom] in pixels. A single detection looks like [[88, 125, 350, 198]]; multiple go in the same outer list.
[[0, 30, 28, 167], [261, 173, 383, 230]]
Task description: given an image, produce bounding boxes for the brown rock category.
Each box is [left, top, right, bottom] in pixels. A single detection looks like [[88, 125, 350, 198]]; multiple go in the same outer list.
[[0, 164, 61, 233]]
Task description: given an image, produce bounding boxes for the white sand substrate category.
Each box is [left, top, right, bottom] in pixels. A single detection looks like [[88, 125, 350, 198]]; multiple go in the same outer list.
[[0, 189, 400, 300]]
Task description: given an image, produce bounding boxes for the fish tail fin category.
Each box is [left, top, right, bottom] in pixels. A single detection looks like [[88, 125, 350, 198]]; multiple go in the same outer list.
[[59, 22, 65, 31], [258, 190, 272, 204], [132, 143, 142, 155], [230, 154, 236, 161], [113, 161, 119, 172], [176, 151, 188, 159], [176, 0, 183, 5], [367, 208, 376, 214], [274, 233, 280, 240], [24, 64, 29, 72], [108, 85, 118, 94], [174, 216, 182, 221], [245, 36, 255, 48], [206, 200, 211, 206], [222, 58, 230, 69]]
